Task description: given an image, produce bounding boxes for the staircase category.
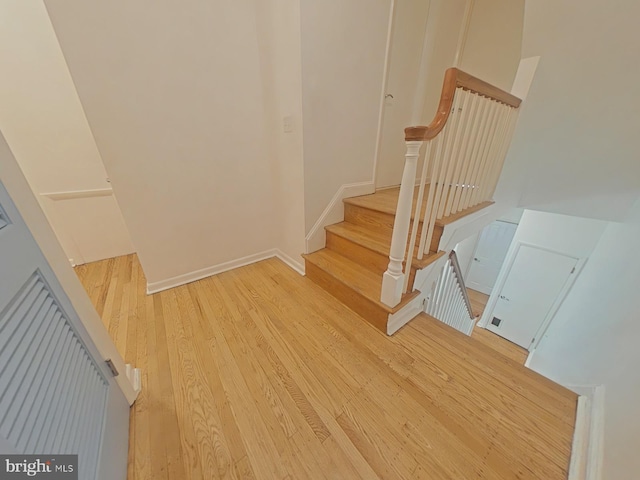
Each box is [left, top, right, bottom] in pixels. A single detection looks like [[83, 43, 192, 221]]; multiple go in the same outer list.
[[304, 68, 522, 335], [303, 186, 492, 333]]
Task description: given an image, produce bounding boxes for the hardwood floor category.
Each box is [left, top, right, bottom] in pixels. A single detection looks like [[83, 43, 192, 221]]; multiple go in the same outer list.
[[467, 288, 529, 365], [75, 254, 577, 479]]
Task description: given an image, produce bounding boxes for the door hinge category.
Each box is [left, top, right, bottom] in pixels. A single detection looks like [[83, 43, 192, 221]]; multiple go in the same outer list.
[[571, 267, 576, 274], [105, 358, 119, 377]]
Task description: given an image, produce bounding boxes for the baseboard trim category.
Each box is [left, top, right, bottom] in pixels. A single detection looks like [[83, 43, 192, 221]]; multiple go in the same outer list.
[[146, 248, 305, 294], [568, 385, 605, 480], [305, 181, 374, 254], [274, 249, 305, 276], [125, 364, 141, 398], [387, 294, 425, 335], [524, 348, 535, 368]]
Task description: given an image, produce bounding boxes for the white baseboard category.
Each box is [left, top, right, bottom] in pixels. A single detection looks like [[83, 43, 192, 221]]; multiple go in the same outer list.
[[387, 294, 425, 335], [524, 348, 535, 368], [568, 385, 605, 480], [305, 181, 374, 254], [274, 249, 305, 275], [125, 363, 141, 397], [146, 249, 278, 294], [146, 248, 305, 294]]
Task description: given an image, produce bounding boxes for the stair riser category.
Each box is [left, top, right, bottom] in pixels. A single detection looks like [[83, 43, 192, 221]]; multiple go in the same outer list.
[[325, 231, 417, 288], [304, 261, 388, 332], [344, 204, 443, 254]]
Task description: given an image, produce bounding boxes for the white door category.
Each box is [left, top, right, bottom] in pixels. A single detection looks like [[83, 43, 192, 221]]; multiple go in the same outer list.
[[0, 180, 130, 479], [375, 0, 468, 188], [375, 0, 431, 188], [486, 244, 577, 349], [467, 220, 517, 294]]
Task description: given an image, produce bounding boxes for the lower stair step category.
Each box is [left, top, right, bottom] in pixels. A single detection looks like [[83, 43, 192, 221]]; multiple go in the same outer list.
[[303, 249, 420, 333], [325, 221, 446, 271]]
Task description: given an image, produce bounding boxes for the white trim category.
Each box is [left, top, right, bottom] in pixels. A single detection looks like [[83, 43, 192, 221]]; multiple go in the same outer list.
[[274, 249, 305, 276], [41, 187, 113, 201], [567, 385, 605, 480], [387, 293, 425, 335], [453, 0, 475, 67], [305, 181, 374, 253], [125, 364, 142, 396], [587, 386, 605, 480], [372, 0, 396, 189], [524, 348, 535, 368], [569, 395, 591, 480], [147, 249, 277, 294], [146, 248, 305, 294]]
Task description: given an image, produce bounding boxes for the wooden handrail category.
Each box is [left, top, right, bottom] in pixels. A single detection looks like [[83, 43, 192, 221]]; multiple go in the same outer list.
[[405, 68, 522, 141], [449, 250, 475, 319]]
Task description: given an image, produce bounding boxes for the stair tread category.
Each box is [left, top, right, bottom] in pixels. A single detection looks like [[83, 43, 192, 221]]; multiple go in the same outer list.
[[302, 249, 419, 314], [344, 186, 494, 226], [326, 221, 446, 269]]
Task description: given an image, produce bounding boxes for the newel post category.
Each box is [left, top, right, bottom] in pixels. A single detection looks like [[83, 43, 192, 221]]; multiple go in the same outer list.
[[381, 140, 423, 307]]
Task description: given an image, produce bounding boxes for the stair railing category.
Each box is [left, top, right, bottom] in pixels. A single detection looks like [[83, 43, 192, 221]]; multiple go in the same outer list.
[[381, 68, 521, 307], [426, 250, 476, 335]]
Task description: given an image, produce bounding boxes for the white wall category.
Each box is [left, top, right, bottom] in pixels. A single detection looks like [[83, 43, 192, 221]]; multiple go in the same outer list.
[[255, 0, 306, 270], [459, 0, 524, 92], [480, 209, 608, 327], [376, 0, 524, 189], [528, 198, 640, 478], [232, 0, 307, 270], [0, 1, 133, 265], [376, 0, 431, 188], [455, 208, 523, 281], [300, 0, 392, 232], [45, 0, 279, 287], [419, 0, 467, 123], [510, 0, 640, 221]]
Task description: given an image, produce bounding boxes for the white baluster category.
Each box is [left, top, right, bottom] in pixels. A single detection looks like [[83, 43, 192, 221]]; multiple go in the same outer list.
[[438, 90, 471, 219], [404, 140, 433, 291], [417, 135, 444, 259], [449, 93, 481, 215], [381, 141, 423, 307], [476, 104, 510, 202], [471, 102, 502, 206], [487, 108, 519, 199], [436, 91, 466, 220], [460, 98, 493, 211]]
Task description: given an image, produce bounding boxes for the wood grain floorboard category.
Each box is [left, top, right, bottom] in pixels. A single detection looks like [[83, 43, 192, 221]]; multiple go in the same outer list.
[[468, 288, 530, 365], [76, 254, 577, 479]]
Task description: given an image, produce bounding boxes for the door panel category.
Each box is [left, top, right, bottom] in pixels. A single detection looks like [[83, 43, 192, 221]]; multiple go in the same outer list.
[[487, 245, 577, 348], [0, 180, 129, 479], [376, 0, 431, 188], [467, 220, 517, 294]]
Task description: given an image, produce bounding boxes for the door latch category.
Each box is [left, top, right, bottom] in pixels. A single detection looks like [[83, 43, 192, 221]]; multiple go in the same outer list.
[[105, 358, 119, 377]]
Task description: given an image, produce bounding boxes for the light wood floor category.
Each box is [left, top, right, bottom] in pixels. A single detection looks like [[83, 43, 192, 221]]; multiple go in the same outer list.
[[75, 254, 577, 480], [468, 289, 529, 365]]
